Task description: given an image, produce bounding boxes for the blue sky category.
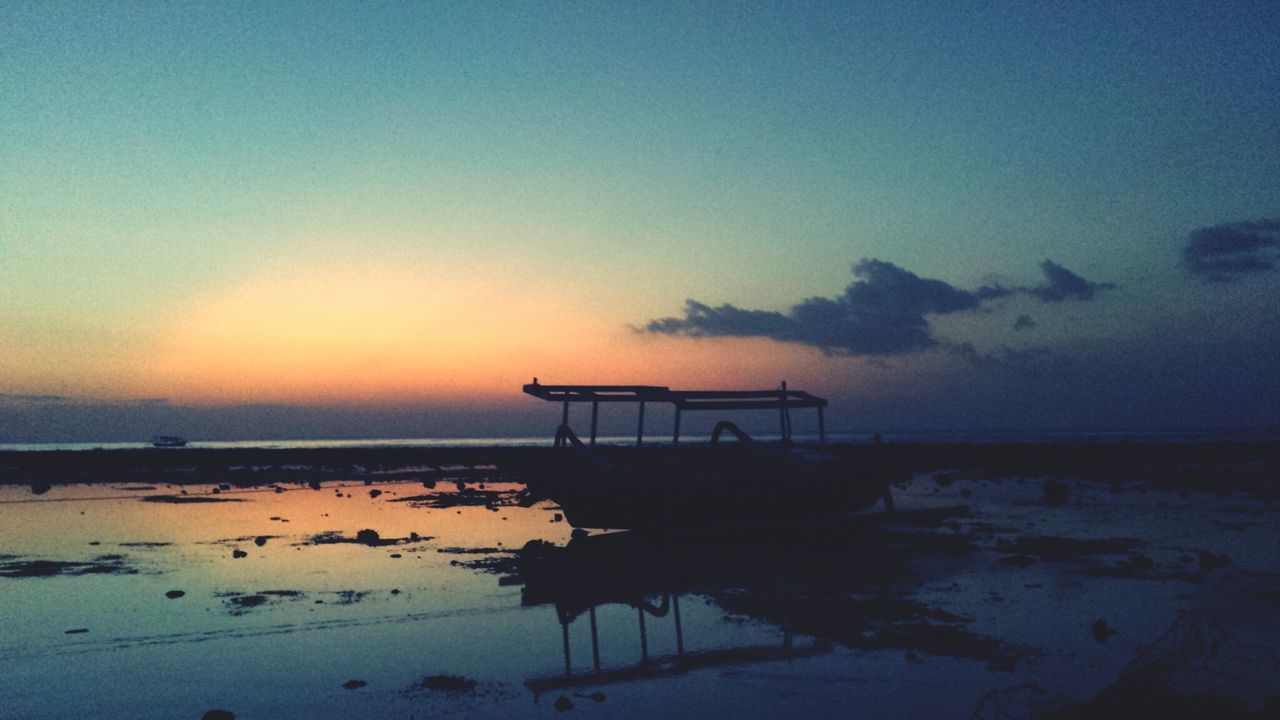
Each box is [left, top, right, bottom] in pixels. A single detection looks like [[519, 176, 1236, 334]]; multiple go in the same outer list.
[[2, 1, 1278, 441]]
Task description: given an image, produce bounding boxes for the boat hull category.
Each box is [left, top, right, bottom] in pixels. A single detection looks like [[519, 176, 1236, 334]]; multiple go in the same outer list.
[[523, 446, 897, 530]]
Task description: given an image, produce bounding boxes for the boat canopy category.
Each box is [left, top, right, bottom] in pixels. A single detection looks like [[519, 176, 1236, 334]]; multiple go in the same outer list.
[[523, 380, 827, 446]]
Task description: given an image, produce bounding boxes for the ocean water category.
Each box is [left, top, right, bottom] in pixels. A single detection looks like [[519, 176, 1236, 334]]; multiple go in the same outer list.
[[4, 469, 1279, 719], [3, 427, 1275, 453]]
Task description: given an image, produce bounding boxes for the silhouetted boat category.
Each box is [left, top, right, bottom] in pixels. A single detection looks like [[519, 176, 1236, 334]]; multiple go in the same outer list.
[[519, 380, 904, 529], [151, 435, 188, 448]]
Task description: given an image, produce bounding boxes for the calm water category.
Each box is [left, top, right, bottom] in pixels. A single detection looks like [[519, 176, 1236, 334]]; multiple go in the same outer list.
[[4, 427, 1274, 453], [3, 471, 1279, 718]]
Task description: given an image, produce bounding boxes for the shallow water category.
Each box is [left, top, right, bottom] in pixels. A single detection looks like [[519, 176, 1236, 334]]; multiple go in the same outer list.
[[2, 473, 1278, 719]]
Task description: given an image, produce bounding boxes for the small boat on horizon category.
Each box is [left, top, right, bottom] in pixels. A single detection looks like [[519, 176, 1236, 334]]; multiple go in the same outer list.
[[518, 380, 905, 530], [151, 435, 188, 448]]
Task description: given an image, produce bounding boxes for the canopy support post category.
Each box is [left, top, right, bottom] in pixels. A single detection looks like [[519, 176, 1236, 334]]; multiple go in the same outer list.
[[636, 401, 645, 447], [590, 401, 599, 446]]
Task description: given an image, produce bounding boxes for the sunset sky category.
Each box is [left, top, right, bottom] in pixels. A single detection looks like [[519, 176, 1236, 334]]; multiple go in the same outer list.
[[3, 2, 1278, 442]]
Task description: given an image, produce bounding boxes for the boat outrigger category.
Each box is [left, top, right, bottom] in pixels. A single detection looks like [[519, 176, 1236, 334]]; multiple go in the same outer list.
[[519, 379, 904, 530]]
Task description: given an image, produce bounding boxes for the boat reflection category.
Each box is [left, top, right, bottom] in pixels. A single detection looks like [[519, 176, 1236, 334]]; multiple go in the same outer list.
[[514, 521, 924, 696], [522, 588, 833, 696]]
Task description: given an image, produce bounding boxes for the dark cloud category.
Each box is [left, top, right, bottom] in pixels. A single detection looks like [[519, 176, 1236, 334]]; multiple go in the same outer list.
[[1027, 260, 1115, 302], [644, 258, 1113, 356], [0, 393, 66, 403], [1182, 219, 1280, 282], [1013, 314, 1037, 331], [947, 342, 1059, 375]]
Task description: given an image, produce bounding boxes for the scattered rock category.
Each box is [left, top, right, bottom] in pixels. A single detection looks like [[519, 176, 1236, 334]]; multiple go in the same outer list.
[[1120, 554, 1155, 573], [165, 590, 186, 599], [342, 679, 367, 690], [232, 550, 248, 559], [142, 495, 243, 504], [0, 558, 136, 577], [1042, 480, 1071, 506], [1198, 550, 1232, 574], [419, 674, 476, 692], [555, 696, 574, 711], [1092, 619, 1117, 644]]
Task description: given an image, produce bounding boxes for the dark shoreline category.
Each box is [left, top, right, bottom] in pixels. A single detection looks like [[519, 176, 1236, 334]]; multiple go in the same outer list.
[[3, 441, 1277, 490]]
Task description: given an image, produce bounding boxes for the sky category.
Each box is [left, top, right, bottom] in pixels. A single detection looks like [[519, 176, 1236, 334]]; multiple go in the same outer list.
[[2, 1, 1279, 442]]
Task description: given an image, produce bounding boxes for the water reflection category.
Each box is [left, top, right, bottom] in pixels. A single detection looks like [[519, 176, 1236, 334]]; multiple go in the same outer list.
[[513, 522, 919, 696]]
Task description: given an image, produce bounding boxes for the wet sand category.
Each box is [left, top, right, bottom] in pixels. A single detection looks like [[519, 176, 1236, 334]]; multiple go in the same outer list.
[[2, 443, 1278, 718]]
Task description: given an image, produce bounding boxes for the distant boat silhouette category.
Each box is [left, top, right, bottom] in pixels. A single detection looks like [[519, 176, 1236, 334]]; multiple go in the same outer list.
[[518, 380, 903, 529], [151, 435, 188, 448]]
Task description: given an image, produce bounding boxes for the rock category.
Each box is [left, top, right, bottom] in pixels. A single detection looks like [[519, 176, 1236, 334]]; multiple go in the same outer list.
[[389, 553, 402, 559], [1092, 619, 1117, 644], [355, 529, 381, 545], [31, 482, 52, 495], [165, 590, 185, 599], [1042, 480, 1071, 507], [202, 711, 235, 720], [555, 696, 574, 711], [1198, 550, 1232, 573], [65, 628, 89, 634], [232, 550, 248, 559], [1122, 554, 1155, 572], [419, 675, 476, 692], [369, 489, 382, 498], [342, 679, 367, 689], [254, 536, 268, 547], [309, 480, 322, 491]]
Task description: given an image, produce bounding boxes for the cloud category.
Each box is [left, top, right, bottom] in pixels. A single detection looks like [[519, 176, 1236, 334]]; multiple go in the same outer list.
[[1026, 260, 1116, 302], [1182, 218, 1280, 282], [0, 393, 66, 404], [1013, 314, 1037, 331], [644, 258, 1112, 356], [978, 260, 1115, 303]]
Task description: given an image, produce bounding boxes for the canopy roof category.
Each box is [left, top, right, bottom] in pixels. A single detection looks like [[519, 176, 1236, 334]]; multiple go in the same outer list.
[[522, 381, 827, 411]]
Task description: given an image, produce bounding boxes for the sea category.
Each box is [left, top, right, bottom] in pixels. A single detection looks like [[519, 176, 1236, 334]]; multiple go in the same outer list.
[[3, 427, 1275, 452]]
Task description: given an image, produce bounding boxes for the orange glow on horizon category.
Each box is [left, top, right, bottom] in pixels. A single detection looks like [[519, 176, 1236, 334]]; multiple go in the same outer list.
[[134, 257, 853, 407]]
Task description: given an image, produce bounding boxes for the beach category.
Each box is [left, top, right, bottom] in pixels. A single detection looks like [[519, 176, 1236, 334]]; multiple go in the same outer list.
[[2, 441, 1278, 719]]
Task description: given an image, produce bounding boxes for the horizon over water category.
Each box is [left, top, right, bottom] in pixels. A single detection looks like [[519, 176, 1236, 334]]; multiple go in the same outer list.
[[3, 427, 1277, 452]]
